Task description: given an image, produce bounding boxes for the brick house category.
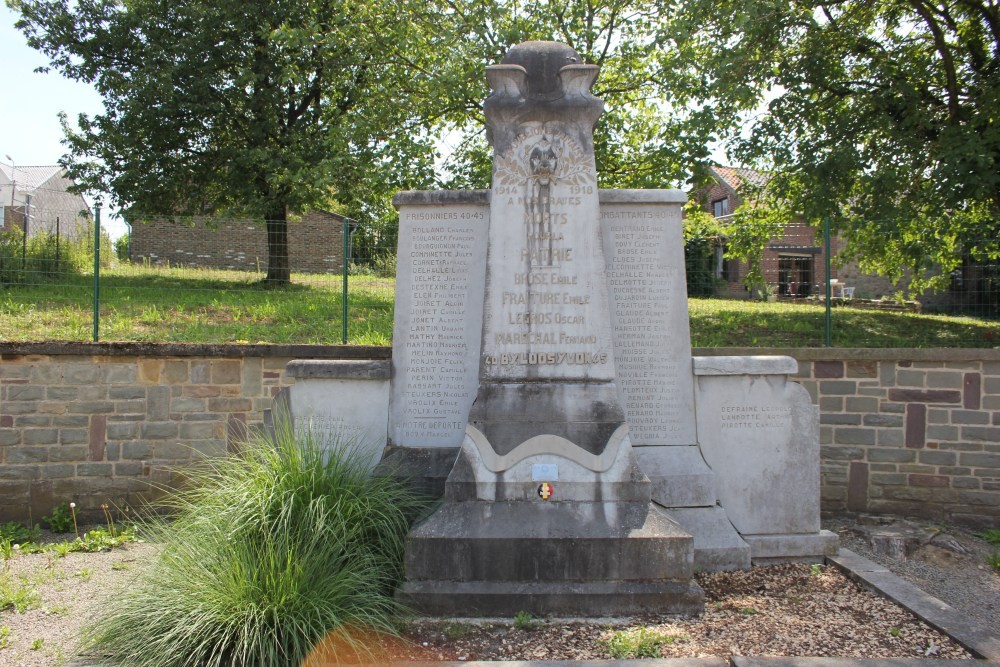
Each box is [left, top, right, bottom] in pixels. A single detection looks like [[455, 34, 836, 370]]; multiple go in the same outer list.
[[0, 162, 91, 240], [691, 165, 833, 299], [128, 209, 349, 274]]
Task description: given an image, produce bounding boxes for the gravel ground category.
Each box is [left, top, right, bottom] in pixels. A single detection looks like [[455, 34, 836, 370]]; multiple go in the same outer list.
[[0, 515, 996, 666]]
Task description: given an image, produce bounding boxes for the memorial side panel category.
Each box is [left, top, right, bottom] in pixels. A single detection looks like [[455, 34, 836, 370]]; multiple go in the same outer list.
[[390, 203, 488, 447], [601, 199, 697, 446]]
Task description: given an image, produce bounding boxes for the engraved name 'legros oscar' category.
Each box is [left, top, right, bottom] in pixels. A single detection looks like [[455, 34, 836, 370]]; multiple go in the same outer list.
[[483, 128, 604, 369]]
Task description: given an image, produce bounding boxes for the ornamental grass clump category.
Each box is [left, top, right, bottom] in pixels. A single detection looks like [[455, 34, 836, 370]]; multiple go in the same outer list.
[[82, 422, 426, 667]]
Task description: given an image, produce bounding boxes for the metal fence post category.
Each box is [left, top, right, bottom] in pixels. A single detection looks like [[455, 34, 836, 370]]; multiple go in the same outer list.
[[824, 217, 832, 348], [342, 216, 350, 344], [93, 205, 101, 342]]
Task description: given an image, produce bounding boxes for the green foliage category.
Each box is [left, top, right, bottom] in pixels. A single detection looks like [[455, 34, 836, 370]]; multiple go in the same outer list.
[[43, 502, 75, 534], [0, 521, 39, 545], [605, 626, 684, 659], [82, 421, 428, 667], [665, 0, 1000, 294], [723, 196, 787, 300], [987, 552, 1000, 572], [0, 575, 41, 613], [975, 529, 1000, 547], [114, 233, 130, 263], [513, 610, 541, 631], [0, 626, 10, 649], [683, 203, 727, 297]]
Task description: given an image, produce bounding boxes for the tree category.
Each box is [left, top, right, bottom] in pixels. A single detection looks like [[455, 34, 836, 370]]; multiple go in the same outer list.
[[11, 0, 440, 284], [423, 0, 719, 191], [662, 0, 1000, 294]]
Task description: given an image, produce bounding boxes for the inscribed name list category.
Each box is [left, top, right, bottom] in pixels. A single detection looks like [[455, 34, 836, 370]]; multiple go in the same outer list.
[[601, 198, 697, 446], [389, 203, 488, 447]]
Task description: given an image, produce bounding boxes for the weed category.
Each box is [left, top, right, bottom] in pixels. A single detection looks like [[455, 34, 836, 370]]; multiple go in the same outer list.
[[809, 563, 823, 576], [111, 562, 131, 571], [49, 542, 73, 559], [31, 638, 43, 650], [976, 529, 1000, 547], [45, 603, 71, 616], [513, 610, 541, 631], [82, 421, 428, 667], [0, 626, 10, 649], [0, 540, 12, 571], [75, 568, 94, 581], [605, 626, 684, 659], [889, 627, 902, 637], [0, 574, 41, 613], [740, 606, 758, 615], [443, 622, 471, 640], [0, 521, 39, 544], [987, 552, 1000, 572], [44, 502, 75, 534]]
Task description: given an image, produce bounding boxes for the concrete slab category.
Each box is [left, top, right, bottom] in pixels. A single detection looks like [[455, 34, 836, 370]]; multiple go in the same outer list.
[[666, 506, 751, 572], [829, 549, 1000, 661]]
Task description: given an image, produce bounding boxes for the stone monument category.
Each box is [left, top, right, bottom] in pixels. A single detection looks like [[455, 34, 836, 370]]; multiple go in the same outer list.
[[286, 39, 837, 618]]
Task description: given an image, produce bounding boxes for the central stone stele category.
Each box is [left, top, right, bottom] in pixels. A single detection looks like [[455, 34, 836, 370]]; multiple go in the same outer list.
[[394, 41, 704, 617]]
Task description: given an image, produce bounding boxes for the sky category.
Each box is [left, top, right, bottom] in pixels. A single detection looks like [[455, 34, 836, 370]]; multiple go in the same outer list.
[[0, 5, 127, 238]]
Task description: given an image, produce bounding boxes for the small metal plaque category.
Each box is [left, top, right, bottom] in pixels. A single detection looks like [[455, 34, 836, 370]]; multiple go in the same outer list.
[[531, 463, 558, 481]]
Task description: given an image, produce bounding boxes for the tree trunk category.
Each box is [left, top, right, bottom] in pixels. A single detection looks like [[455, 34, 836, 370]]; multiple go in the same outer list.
[[264, 205, 291, 285]]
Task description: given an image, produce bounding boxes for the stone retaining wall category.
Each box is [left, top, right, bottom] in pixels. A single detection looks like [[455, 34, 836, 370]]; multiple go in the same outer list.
[[1, 343, 997, 527]]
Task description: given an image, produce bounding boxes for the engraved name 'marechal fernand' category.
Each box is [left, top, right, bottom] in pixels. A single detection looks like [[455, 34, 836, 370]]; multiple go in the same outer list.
[[482, 129, 613, 377], [396, 207, 485, 444]]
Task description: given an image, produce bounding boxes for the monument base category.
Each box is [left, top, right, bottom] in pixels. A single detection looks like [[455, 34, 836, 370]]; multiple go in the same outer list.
[[397, 501, 704, 617]]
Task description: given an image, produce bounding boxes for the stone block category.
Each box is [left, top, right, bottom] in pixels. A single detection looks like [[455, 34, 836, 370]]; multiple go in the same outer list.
[[959, 451, 1000, 469], [918, 450, 957, 465], [846, 361, 877, 378], [23, 429, 58, 445], [162, 360, 189, 383], [635, 445, 716, 507], [834, 428, 876, 445], [846, 397, 879, 413], [888, 388, 962, 404], [926, 371, 962, 389], [0, 429, 20, 446], [7, 384, 44, 401], [77, 385, 108, 400], [78, 463, 114, 477], [847, 461, 868, 512], [106, 422, 138, 440], [0, 465, 39, 480], [208, 397, 253, 412], [59, 429, 88, 445], [940, 466, 971, 476], [961, 426, 1000, 442], [879, 401, 905, 413], [141, 422, 178, 439], [867, 448, 915, 463], [821, 413, 860, 425], [114, 400, 146, 414], [115, 461, 145, 476], [46, 386, 78, 401], [52, 415, 88, 428], [820, 446, 864, 461], [813, 361, 843, 378], [179, 422, 221, 440], [170, 396, 205, 414], [820, 380, 857, 395], [896, 369, 925, 387], [909, 473, 949, 487], [63, 364, 101, 385], [7, 446, 48, 463], [862, 414, 903, 428], [666, 506, 751, 572], [964, 372, 982, 410], [152, 442, 192, 460], [48, 445, 89, 462], [103, 364, 138, 384], [905, 404, 927, 448], [743, 531, 838, 562], [211, 360, 242, 384], [138, 359, 162, 383], [68, 401, 114, 414], [2, 401, 36, 415], [15, 415, 52, 427], [146, 386, 170, 421], [819, 397, 845, 412], [190, 360, 210, 384], [37, 402, 67, 415], [121, 442, 154, 460], [870, 472, 908, 485], [927, 408, 950, 423], [951, 409, 989, 425], [0, 364, 30, 379], [109, 386, 146, 400]]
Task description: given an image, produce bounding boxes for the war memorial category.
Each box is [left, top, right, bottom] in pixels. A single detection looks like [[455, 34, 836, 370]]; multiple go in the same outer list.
[[286, 40, 837, 617]]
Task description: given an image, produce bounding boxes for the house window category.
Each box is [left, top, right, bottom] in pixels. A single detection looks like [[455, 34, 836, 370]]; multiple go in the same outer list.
[[712, 197, 729, 218], [777, 255, 814, 297]]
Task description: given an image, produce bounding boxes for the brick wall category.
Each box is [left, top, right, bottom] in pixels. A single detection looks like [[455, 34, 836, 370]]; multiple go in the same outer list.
[[1, 344, 997, 528], [130, 210, 347, 274], [0, 342, 387, 521]]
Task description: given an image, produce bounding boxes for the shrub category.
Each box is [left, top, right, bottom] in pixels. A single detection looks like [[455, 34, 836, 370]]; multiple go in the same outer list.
[[82, 421, 426, 667], [43, 502, 75, 533]]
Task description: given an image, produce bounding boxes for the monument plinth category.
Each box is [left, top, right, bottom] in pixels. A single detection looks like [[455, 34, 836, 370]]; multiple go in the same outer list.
[[394, 41, 704, 617]]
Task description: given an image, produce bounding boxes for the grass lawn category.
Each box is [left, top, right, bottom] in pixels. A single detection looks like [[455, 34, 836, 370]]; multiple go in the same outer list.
[[0, 265, 996, 347]]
